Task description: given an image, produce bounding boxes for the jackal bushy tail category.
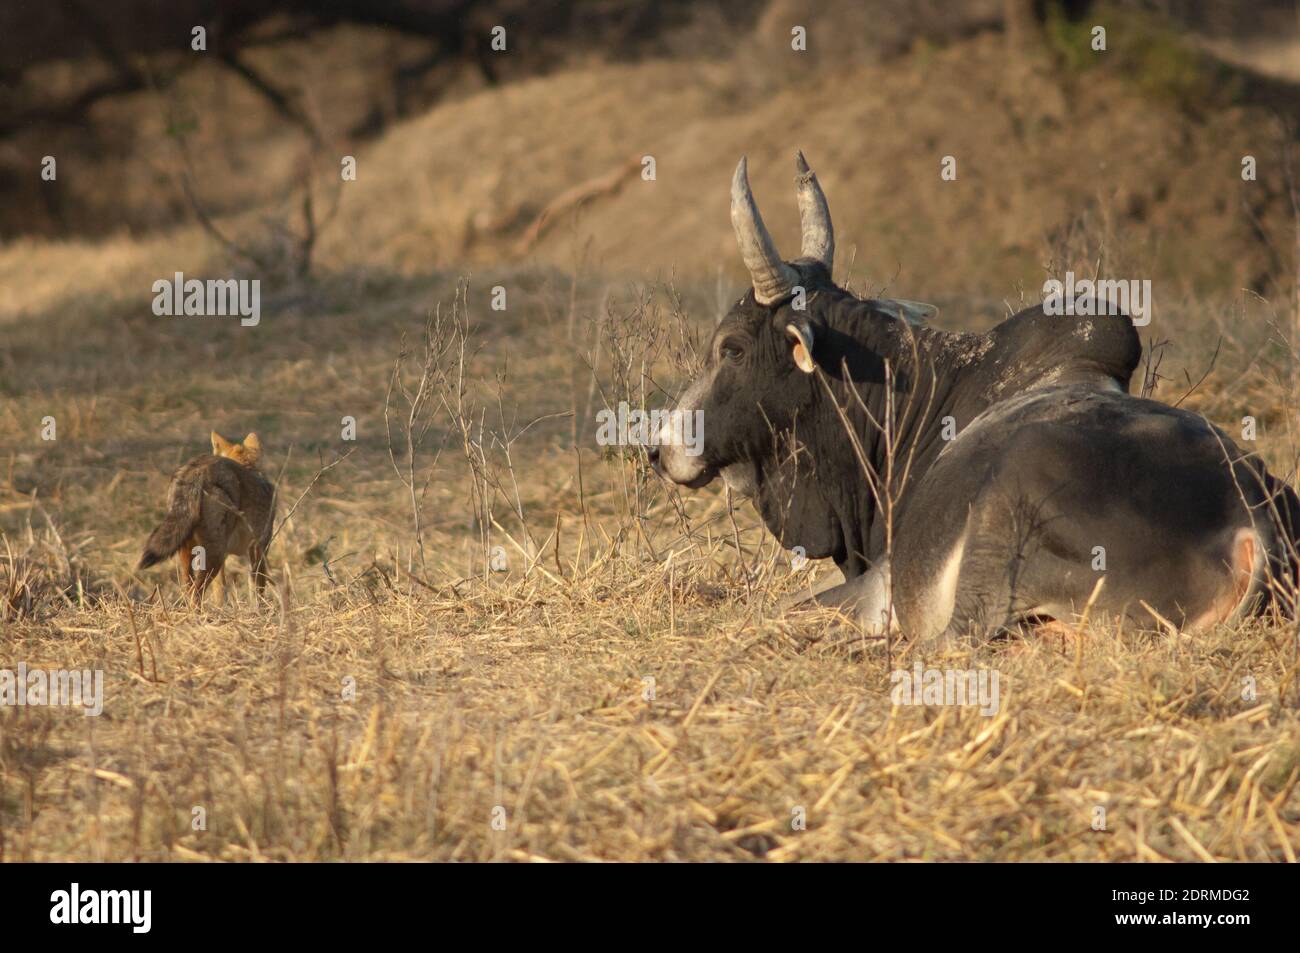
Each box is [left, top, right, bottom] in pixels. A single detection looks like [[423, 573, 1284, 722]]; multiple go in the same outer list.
[[137, 478, 203, 569], [136, 431, 275, 603]]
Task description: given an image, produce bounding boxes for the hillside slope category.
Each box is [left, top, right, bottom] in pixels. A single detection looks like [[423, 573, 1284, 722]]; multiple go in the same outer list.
[[330, 31, 1288, 307]]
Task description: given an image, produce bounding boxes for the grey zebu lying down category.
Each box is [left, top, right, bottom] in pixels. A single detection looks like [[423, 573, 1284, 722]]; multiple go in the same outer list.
[[858, 384, 1294, 642], [649, 152, 1300, 644]]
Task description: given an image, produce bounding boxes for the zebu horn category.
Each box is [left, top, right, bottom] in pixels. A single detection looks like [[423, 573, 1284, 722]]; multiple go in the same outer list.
[[731, 156, 798, 305], [794, 150, 833, 270]]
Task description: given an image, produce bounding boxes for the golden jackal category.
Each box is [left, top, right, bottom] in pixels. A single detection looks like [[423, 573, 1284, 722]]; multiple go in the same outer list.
[[137, 432, 276, 603]]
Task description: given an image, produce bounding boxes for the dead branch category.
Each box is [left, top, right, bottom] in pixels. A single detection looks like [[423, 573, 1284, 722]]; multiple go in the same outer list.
[[514, 155, 642, 253]]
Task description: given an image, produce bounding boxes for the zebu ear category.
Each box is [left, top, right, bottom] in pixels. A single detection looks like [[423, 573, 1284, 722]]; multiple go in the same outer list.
[[785, 319, 816, 374], [879, 298, 938, 328]]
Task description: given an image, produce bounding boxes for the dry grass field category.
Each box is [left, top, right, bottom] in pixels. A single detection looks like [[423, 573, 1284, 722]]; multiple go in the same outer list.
[[3, 3, 1300, 862]]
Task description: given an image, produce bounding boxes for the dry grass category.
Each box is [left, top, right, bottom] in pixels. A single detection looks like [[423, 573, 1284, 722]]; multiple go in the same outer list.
[[7, 560, 1300, 862], [2, 261, 1299, 862]]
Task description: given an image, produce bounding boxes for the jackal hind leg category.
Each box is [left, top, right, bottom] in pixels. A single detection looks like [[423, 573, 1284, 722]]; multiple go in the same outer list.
[[248, 539, 271, 598], [192, 550, 227, 607], [176, 535, 200, 603]]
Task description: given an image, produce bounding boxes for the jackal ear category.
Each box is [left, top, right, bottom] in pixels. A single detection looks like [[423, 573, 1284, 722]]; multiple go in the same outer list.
[[785, 320, 815, 374], [211, 431, 232, 455], [241, 433, 262, 463]]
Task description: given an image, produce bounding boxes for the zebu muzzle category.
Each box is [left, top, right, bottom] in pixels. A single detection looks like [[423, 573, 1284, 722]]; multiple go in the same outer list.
[[648, 446, 718, 488], [650, 371, 716, 486]]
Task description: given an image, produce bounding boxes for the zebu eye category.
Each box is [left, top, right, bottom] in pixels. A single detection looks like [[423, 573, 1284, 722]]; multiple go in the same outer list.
[[720, 341, 745, 363]]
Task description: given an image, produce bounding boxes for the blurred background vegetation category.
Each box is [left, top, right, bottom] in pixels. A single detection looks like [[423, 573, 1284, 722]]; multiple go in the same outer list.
[[4, 1, 1300, 299]]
